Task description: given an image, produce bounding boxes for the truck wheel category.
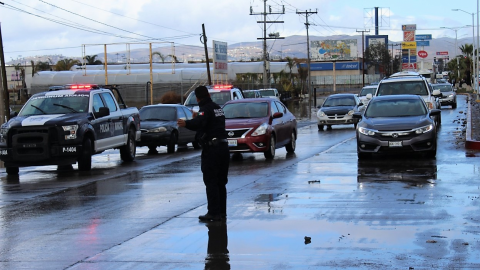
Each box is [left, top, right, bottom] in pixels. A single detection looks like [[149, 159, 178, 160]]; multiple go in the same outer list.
[[78, 138, 92, 171], [6, 166, 19, 175], [167, 132, 178, 154], [120, 128, 136, 162]]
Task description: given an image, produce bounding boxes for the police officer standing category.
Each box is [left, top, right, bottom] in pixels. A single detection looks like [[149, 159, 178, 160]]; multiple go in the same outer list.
[[177, 86, 230, 221]]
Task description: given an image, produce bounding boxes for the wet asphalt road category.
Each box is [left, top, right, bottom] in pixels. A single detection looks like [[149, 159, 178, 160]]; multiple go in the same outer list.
[[1, 95, 479, 269]]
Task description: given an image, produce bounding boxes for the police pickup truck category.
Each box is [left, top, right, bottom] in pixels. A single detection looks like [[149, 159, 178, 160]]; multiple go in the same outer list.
[[0, 84, 141, 175]]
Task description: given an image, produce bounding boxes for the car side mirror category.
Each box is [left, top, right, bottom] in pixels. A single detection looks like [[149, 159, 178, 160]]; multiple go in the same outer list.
[[358, 102, 364, 106], [429, 109, 441, 116], [10, 111, 17, 117], [272, 112, 283, 119], [94, 107, 110, 118], [366, 93, 373, 100]]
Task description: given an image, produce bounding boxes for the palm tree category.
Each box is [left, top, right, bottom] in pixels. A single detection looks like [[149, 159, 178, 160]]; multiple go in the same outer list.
[[297, 66, 309, 96], [54, 58, 80, 71], [168, 54, 178, 63], [285, 57, 296, 82], [152, 52, 166, 63], [84, 55, 103, 65], [460, 44, 474, 85]]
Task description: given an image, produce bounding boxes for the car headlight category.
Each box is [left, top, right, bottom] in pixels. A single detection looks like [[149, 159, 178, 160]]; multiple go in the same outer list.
[[62, 125, 78, 140], [252, 123, 268, 136], [413, 124, 433, 134], [358, 127, 376, 136], [317, 111, 326, 117], [347, 110, 355, 116], [0, 126, 9, 143], [149, 127, 167, 133], [449, 94, 454, 98]]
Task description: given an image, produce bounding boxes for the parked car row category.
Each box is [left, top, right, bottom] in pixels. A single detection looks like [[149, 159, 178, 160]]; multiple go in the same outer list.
[[138, 85, 297, 160]]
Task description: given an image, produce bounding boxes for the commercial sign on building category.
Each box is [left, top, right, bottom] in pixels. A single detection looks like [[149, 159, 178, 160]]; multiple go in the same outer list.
[[212, 40, 228, 74], [402, 24, 417, 31], [415, 34, 432, 40], [402, 63, 417, 70], [310, 39, 358, 61], [416, 40, 430, 47], [436, 51, 449, 55], [403, 31, 415, 42], [300, 62, 359, 71], [401, 41, 417, 49]]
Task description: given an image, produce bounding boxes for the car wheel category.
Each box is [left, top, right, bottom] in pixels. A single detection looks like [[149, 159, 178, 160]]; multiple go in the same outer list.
[[120, 128, 136, 162], [285, 131, 296, 153], [6, 166, 19, 175], [437, 114, 442, 126], [192, 141, 201, 149], [354, 123, 358, 129], [264, 135, 276, 159], [167, 132, 178, 154], [318, 124, 324, 131], [78, 137, 92, 171], [327, 125, 332, 130], [452, 102, 457, 109]]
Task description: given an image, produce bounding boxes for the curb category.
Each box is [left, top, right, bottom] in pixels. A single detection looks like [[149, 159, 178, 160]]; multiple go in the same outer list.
[[465, 97, 480, 150]]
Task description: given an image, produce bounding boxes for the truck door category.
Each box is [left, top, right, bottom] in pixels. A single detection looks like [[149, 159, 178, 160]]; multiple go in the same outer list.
[[100, 92, 125, 147]]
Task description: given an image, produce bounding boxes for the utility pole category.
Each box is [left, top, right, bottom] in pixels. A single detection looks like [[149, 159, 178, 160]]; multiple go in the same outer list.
[[297, 9, 317, 104], [250, 1, 285, 88], [356, 29, 370, 87], [0, 22, 10, 123], [201, 24, 212, 85], [389, 43, 401, 75]]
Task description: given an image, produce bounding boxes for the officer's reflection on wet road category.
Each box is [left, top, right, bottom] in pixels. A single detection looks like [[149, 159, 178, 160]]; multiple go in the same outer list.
[[204, 222, 230, 270]]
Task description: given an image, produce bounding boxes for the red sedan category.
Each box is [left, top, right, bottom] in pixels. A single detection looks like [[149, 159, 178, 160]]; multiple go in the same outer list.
[[223, 98, 297, 159]]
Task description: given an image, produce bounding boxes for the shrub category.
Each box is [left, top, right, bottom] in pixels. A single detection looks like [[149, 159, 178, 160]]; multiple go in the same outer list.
[[160, 91, 181, 104]]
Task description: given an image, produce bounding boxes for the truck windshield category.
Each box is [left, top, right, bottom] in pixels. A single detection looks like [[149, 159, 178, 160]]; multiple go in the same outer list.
[[377, 81, 428, 96], [19, 95, 89, 116]]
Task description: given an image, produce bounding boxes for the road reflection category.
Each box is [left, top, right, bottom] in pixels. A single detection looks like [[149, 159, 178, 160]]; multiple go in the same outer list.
[[204, 221, 229, 270], [357, 156, 437, 185]]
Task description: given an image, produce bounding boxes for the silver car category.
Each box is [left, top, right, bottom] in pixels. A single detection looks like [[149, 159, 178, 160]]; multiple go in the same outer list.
[[432, 83, 457, 109], [316, 93, 364, 130], [358, 85, 377, 105]]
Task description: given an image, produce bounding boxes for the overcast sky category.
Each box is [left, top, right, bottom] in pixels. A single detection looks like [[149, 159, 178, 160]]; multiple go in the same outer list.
[[0, 0, 477, 62]]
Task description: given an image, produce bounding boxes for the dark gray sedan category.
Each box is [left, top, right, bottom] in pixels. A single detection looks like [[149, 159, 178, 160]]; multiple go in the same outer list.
[[138, 104, 199, 154], [353, 95, 440, 159]]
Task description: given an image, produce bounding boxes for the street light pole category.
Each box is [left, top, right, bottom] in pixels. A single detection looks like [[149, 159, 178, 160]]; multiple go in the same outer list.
[[453, 9, 476, 92], [442, 27, 460, 80]]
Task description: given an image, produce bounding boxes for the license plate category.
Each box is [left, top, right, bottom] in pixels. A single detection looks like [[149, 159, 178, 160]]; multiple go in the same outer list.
[[228, 139, 237, 147], [389, 141, 402, 147]]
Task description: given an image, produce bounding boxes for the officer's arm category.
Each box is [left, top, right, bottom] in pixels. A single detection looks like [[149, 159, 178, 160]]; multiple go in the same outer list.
[[185, 110, 209, 131]]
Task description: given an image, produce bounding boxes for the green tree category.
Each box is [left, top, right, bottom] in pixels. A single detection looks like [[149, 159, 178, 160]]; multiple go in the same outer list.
[[285, 56, 296, 82], [54, 58, 80, 71], [460, 44, 474, 85], [84, 55, 103, 65], [364, 43, 391, 76]]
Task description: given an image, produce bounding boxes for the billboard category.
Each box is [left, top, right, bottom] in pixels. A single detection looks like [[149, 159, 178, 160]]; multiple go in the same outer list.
[[365, 35, 388, 49], [213, 40, 228, 74], [310, 39, 358, 61]]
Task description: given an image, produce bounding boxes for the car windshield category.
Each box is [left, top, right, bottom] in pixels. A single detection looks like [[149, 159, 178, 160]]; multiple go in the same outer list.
[[323, 96, 356, 107], [243, 91, 258, 98], [140, 107, 176, 121], [365, 99, 427, 117], [432, 85, 453, 92], [223, 102, 269, 119], [184, 91, 232, 106], [19, 95, 89, 116], [359, 87, 376, 96], [378, 81, 428, 96], [259, 90, 275, 96]]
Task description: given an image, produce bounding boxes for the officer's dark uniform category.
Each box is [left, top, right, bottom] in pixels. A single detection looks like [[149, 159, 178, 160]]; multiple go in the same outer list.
[[185, 87, 229, 221]]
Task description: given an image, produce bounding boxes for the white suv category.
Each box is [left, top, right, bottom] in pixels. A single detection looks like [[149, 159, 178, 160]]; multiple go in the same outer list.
[[184, 84, 244, 111], [375, 71, 442, 126]]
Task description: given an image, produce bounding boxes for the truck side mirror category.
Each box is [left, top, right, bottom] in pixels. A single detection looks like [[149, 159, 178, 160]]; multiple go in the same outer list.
[[94, 107, 110, 118]]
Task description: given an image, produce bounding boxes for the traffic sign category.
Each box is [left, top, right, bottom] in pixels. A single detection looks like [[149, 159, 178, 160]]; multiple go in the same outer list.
[[418, 50, 428, 58]]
